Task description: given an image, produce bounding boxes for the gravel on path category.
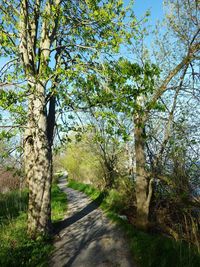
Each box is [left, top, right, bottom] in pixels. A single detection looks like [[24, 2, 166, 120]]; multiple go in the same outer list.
[[50, 177, 136, 267]]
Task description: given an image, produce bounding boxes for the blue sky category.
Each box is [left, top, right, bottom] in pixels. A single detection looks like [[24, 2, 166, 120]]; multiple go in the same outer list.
[[133, 0, 164, 23]]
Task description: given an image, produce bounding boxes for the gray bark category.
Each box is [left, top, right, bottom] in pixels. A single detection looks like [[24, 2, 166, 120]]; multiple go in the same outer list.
[[134, 115, 153, 229], [24, 83, 53, 237]]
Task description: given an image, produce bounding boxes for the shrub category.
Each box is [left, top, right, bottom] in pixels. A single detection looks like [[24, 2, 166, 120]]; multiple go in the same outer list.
[[0, 168, 21, 193], [59, 139, 105, 187]]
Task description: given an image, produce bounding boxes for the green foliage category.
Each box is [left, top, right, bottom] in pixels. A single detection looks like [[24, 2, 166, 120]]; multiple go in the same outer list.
[[104, 189, 126, 212], [68, 180, 200, 267], [73, 60, 161, 145], [0, 180, 67, 266], [106, 176, 135, 212], [68, 178, 132, 213], [0, 0, 137, 122], [0, 130, 16, 141], [59, 130, 130, 189], [59, 136, 105, 186]]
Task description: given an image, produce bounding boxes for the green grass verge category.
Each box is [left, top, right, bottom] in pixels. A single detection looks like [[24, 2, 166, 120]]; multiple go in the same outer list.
[[68, 179, 200, 267], [51, 182, 68, 222], [0, 181, 67, 267]]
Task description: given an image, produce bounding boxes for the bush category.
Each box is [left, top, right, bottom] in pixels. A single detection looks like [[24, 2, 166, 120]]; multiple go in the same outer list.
[[0, 168, 21, 193], [59, 138, 105, 187]]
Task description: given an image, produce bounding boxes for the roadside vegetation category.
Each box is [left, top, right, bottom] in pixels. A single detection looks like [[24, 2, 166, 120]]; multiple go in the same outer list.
[[0, 177, 67, 267], [61, 131, 200, 251], [68, 179, 200, 267]]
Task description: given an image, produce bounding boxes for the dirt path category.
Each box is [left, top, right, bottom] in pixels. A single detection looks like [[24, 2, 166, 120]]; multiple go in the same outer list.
[[50, 177, 136, 267]]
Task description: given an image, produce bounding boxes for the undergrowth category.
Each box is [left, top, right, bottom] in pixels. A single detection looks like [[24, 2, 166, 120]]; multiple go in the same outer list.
[[0, 180, 67, 267], [68, 179, 200, 267]]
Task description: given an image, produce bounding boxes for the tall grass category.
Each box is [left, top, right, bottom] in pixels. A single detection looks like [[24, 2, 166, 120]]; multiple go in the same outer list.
[[0, 181, 67, 267], [0, 190, 28, 225]]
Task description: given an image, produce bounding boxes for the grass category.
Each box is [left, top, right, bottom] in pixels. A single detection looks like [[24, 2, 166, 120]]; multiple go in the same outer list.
[[0, 190, 28, 225], [68, 179, 200, 267], [51, 182, 68, 222], [0, 180, 67, 267]]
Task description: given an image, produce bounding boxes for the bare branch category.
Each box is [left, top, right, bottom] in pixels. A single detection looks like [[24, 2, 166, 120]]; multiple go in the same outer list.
[[149, 43, 200, 108]]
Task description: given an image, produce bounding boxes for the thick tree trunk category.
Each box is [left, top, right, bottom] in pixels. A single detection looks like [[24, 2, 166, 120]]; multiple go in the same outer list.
[[134, 115, 153, 230], [24, 84, 53, 238], [27, 134, 52, 237], [19, 0, 58, 238]]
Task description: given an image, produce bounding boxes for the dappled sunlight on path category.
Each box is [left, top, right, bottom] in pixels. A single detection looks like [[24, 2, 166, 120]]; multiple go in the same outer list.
[[50, 177, 136, 267]]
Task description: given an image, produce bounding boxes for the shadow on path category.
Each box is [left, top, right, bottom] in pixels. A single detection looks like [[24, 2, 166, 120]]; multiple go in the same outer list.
[[53, 192, 106, 235], [50, 184, 135, 267]]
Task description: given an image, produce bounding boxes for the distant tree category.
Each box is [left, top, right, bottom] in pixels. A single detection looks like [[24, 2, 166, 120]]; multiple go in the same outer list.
[[85, 111, 129, 188]]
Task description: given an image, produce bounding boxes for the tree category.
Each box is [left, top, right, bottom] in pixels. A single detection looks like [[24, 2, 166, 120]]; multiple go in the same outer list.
[[120, 40, 199, 229], [112, 0, 200, 230], [135, 0, 200, 229], [75, 0, 200, 228], [0, 0, 136, 237], [86, 110, 129, 188], [74, 59, 161, 228]]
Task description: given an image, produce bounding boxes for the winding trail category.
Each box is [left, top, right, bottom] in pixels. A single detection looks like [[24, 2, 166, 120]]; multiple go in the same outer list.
[[50, 177, 136, 267]]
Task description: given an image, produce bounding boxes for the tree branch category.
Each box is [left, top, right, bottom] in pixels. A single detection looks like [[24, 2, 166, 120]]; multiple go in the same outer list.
[[148, 43, 200, 109]]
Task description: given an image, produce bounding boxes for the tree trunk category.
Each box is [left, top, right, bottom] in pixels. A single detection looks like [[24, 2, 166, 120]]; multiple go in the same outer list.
[[134, 114, 153, 230], [104, 157, 117, 189], [105, 167, 115, 189], [24, 83, 53, 238], [19, 0, 57, 237]]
